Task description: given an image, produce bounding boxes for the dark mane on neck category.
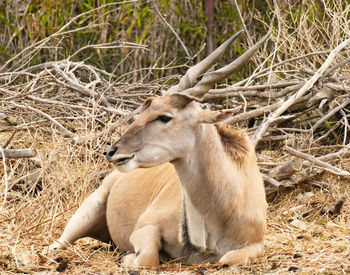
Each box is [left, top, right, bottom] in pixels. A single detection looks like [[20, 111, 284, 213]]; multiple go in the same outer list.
[[215, 123, 250, 165]]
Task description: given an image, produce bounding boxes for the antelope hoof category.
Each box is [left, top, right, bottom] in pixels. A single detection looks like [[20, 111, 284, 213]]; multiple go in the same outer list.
[[41, 242, 64, 257], [47, 240, 67, 252], [48, 243, 62, 251], [218, 252, 248, 266], [122, 252, 159, 269], [122, 253, 138, 269]]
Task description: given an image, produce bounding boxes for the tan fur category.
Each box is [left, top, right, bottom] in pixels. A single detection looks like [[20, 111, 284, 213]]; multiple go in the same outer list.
[[49, 96, 267, 268]]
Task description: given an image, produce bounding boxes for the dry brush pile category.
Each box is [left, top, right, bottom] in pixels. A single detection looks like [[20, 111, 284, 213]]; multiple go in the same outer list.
[[1, 0, 350, 274]]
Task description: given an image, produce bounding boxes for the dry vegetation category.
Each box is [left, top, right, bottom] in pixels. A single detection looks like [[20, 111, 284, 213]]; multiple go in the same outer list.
[[1, 0, 350, 274]]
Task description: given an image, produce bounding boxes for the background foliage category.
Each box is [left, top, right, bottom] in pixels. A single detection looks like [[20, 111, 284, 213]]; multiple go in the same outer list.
[[1, 0, 342, 80]]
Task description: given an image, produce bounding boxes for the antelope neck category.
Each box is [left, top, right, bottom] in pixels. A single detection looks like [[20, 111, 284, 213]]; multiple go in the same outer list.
[[172, 123, 241, 252]]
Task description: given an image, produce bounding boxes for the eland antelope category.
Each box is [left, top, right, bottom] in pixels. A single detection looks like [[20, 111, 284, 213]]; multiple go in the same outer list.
[[49, 30, 269, 268]]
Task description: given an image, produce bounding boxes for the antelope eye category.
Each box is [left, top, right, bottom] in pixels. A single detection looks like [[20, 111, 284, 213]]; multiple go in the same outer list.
[[156, 115, 172, 123]]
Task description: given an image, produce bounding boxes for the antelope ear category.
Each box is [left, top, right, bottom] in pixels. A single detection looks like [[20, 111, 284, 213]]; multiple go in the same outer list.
[[198, 106, 241, 124], [141, 97, 154, 112], [169, 93, 195, 107]]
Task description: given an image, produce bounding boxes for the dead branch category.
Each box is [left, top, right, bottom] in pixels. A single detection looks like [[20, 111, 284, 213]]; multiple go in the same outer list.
[[285, 146, 350, 178], [226, 95, 309, 125], [320, 197, 346, 216], [204, 82, 302, 101], [229, 0, 253, 47], [9, 169, 42, 193], [10, 102, 75, 138], [300, 98, 350, 147], [265, 169, 323, 194], [227, 100, 282, 124], [2, 131, 16, 149], [209, 81, 300, 94], [0, 113, 16, 126], [152, 0, 191, 59], [252, 38, 350, 147], [325, 82, 350, 92], [316, 146, 350, 163], [0, 148, 37, 159], [263, 175, 281, 188], [270, 157, 303, 181]]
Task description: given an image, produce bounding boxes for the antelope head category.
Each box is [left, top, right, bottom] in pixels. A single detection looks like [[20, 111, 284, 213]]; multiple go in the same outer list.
[[106, 31, 270, 172]]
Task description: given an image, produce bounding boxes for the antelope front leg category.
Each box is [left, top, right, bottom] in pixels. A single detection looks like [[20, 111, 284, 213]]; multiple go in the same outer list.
[[48, 176, 115, 250], [218, 241, 264, 266], [123, 225, 161, 268]]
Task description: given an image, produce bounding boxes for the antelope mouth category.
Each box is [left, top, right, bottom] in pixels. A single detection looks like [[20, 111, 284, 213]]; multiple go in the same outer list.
[[114, 154, 135, 165]]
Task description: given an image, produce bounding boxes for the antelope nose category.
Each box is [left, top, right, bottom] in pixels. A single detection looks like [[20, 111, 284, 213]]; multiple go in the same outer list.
[[105, 146, 118, 160]]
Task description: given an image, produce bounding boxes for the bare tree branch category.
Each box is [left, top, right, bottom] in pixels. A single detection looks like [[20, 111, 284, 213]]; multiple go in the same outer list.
[[252, 38, 350, 147], [152, 0, 191, 59]]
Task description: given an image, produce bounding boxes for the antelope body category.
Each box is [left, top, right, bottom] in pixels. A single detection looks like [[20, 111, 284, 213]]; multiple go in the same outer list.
[[49, 31, 269, 268]]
